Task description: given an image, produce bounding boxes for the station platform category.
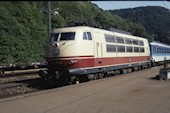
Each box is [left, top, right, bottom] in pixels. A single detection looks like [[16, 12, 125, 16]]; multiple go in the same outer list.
[[0, 66, 170, 113]]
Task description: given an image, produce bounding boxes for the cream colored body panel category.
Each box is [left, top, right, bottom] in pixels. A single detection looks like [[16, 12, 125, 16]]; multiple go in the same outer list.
[[47, 26, 150, 59]]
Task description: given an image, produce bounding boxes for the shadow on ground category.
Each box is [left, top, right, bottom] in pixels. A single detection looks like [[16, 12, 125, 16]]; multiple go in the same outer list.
[[150, 75, 160, 80], [15, 78, 68, 90]]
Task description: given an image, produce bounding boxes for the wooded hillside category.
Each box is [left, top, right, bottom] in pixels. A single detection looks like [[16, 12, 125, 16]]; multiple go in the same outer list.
[[0, 1, 152, 64], [109, 6, 170, 44]]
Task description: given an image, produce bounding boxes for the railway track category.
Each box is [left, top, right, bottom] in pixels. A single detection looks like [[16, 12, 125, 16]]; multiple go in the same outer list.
[[0, 78, 41, 99], [0, 62, 47, 75], [0, 68, 47, 78], [0, 65, 161, 99]]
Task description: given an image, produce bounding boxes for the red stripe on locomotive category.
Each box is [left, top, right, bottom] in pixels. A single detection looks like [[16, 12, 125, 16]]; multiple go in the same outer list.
[[47, 56, 150, 69]]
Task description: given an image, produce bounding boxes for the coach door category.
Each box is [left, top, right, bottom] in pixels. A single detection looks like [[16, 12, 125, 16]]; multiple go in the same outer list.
[[96, 42, 103, 66]]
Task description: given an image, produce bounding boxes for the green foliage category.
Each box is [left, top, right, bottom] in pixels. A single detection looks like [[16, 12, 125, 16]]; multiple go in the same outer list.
[[0, 1, 151, 64], [109, 6, 170, 44], [0, 1, 47, 64]]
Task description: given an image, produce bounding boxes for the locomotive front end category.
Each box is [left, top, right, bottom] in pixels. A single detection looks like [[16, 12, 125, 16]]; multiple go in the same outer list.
[[39, 27, 95, 83], [45, 29, 77, 80]]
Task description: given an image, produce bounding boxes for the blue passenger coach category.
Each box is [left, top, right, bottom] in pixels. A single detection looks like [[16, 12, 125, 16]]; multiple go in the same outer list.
[[150, 41, 170, 66]]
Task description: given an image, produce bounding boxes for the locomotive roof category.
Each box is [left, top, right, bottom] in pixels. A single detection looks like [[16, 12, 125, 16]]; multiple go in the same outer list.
[[53, 26, 147, 41], [150, 41, 170, 48], [53, 26, 131, 34]]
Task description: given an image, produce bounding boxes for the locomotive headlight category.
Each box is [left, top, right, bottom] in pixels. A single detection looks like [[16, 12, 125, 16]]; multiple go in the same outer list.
[[68, 60, 78, 65], [53, 42, 59, 47]]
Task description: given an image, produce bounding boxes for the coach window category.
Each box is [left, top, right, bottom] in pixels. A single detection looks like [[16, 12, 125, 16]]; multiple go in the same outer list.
[[161, 48, 163, 53], [153, 46, 156, 53], [132, 39, 138, 45], [165, 48, 167, 53], [140, 47, 145, 53], [83, 32, 92, 40], [134, 47, 139, 52], [167, 48, 169, 53], [105, 34, 116, 43], [116, 37, 124, 44], [125, 38, 132, 44], [117, 46, 125, 52], [164, 48, 167, 53], [126, 46, 133, 52], [159, 48, 161, 53], [106, 44, 117, 52], [156, 47, 159, 53], [139, 40, 144, 46]]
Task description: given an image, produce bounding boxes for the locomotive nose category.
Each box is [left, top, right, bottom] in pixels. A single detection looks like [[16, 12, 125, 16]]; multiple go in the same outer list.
[[52, 48, 60, 56], [51, 42, 60, 56]]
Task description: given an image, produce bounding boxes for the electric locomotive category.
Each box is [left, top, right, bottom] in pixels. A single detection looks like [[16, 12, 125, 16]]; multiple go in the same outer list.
[[39, 26, 151, 84]]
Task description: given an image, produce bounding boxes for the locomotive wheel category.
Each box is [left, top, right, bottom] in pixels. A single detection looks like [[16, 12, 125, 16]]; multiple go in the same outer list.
[[87, 74, 97, 81], [148, 64, 152, 68], [138, 66, 142, 70], [119, 69, 123, 74], [127, 68, 132, 73], [98, 73, 104, 79], [141, 66, 144, 70], [65, 76, 76, 85], [105, 70, 113, 77], [122, 69, 128, 74], [152, 62, 156, 67], [115, 70, 121, 75], [131, 67, 135, 72], [133, 67, 138, 71]]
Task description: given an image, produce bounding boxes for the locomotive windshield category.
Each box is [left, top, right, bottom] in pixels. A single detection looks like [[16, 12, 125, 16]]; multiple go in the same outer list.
[[51, 32, 75, 42], [60, 32, 75, 40], [51, 33, 59, 42]]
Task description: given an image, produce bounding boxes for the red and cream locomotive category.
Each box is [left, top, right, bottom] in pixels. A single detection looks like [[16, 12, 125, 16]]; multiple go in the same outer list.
[[39, 25, 151, 84]]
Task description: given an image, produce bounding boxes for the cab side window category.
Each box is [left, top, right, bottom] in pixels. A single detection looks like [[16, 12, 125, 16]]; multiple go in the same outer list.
[[83, 32, 92, 40]]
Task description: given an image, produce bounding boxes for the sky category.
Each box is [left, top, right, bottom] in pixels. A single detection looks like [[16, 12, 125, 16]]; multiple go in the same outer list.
[[91, 1, 170, 10]]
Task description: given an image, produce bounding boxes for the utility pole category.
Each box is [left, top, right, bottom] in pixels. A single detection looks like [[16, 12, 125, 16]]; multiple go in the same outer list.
[[48, 1, 51, 38]]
